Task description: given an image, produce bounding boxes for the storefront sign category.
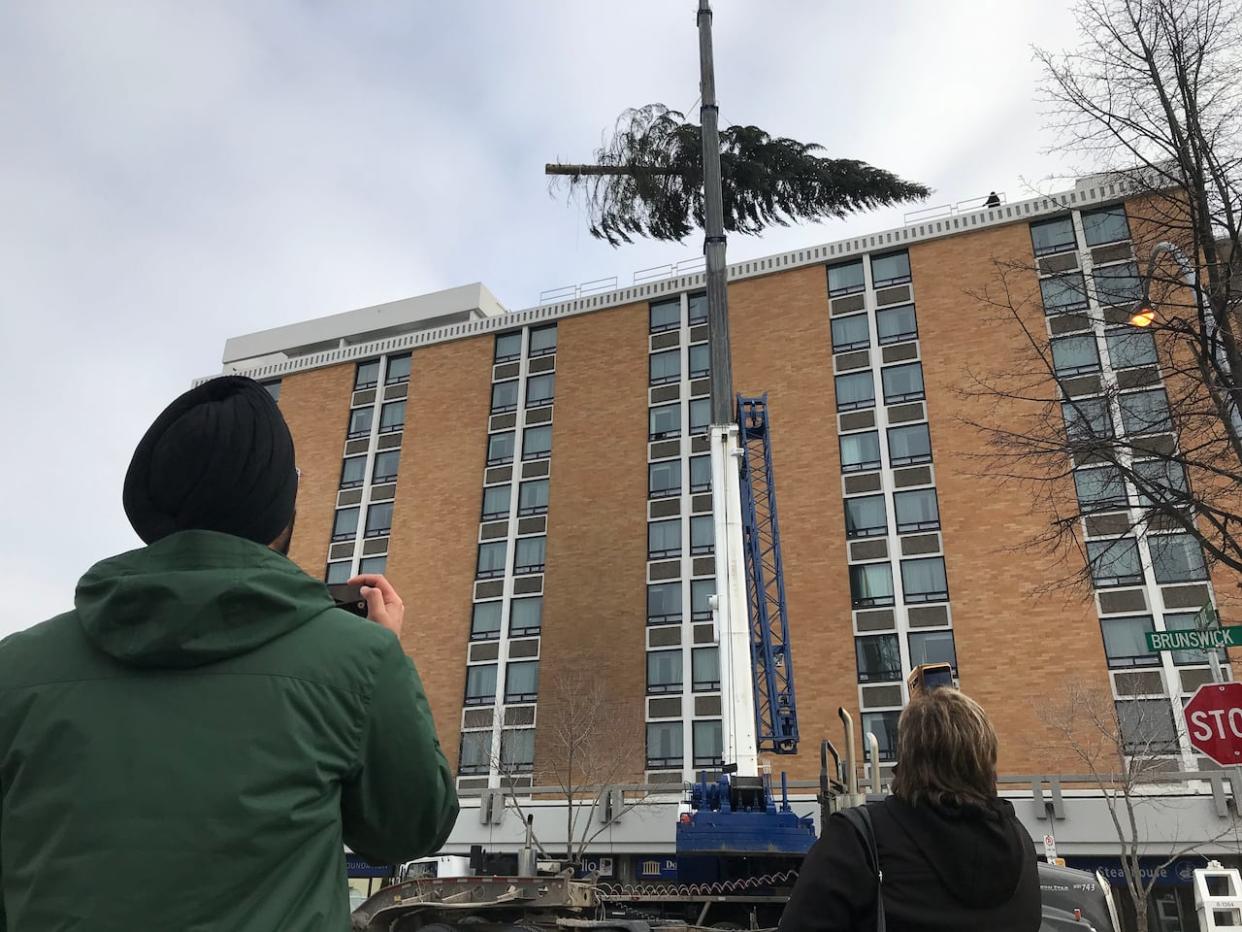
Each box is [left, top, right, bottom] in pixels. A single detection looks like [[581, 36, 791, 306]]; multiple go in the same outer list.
[[346, 854, 394, 879], [1066, 856, 1205, 887], [636, 856, 679, 880]]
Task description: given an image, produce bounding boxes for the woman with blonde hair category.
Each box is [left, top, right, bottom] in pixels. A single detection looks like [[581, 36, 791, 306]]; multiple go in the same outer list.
[[779, 688, 1040, 932]]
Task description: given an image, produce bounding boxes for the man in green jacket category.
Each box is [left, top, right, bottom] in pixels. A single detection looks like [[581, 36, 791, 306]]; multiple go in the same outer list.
[[0, 377, 459, 930]]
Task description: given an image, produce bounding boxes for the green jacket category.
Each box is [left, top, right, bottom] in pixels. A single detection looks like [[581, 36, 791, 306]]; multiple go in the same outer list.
[[0, 530, 458, 931]]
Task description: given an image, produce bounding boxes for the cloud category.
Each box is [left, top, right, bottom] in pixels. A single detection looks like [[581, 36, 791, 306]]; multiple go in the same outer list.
[[0, 0, 1081, 638]]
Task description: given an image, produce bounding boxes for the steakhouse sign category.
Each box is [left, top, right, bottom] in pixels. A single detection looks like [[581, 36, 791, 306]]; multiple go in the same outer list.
[[1184, 682, 1242, 766]]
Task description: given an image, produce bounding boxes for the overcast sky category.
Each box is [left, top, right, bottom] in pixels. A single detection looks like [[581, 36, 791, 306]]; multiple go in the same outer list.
[[0, 1, 1085, 637]]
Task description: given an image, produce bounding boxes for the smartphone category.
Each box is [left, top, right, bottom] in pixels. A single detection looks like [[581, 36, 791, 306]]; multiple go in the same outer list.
[[327, 583, 369, 618]]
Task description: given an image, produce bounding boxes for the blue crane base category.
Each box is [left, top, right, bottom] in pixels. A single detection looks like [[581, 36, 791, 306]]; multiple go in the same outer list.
[[675, 772, 816, 883]]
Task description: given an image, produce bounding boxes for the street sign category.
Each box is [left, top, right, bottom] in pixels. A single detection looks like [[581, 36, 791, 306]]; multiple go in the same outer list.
[[1145, 626, 1242, 652], [1184, 682, 1242, 766], [1043, 833, 1058, 862]]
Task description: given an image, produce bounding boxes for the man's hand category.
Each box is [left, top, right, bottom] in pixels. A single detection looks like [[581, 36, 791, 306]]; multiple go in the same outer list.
[[347, 574, 404, 637]]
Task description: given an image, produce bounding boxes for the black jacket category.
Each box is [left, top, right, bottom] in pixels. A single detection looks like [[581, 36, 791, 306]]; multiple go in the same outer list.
[[780, 796, 1040, 932]]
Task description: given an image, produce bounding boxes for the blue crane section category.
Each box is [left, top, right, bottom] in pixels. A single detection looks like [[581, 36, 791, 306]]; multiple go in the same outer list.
[[737, 394, 799, 754]]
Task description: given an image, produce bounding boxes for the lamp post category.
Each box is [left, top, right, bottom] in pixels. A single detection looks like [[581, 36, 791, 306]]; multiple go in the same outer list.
[[1129, 241, 1242, 446]]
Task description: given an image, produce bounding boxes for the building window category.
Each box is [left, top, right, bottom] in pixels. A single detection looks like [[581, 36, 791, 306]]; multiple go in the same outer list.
[[378, 401, 406, 434], [831, 314, 870, 353], [690, 515, 714, 555], [876, 304, 918, 345], [893, 489, 939, 533], [1133, 459, 1188, 510], [691, 579, 716, 621], [1093, 262, 1143, 308], [459, 731, 493, 775], [514, 536, 547, 575], [888, 423, 932, 467], [647, 721, 684, 769], [840, 431, 882, 473], [827, 259, 865, 296], [1115, 699, 1178, 754], [488, 431, 516, 466], [871, 251, 911, 288], [526, 373, 555, 408], [692, 647, 720, 691], [647, 650, 683, 695], [845, 494, 887, 539], [261, 380, 281, 401], [648, 519, 682, 559], [500, 729, 535, 772], [648, 582, 682, 625], [364, 502, 393, 538], [688, 293, 708, 325], [359, 555, 386, 574], [650, 403, 681, 440], [1051, 334, 1101, 376], [850, 562, 895, 608], [481, 484, 511, 520], [491, 380, 519, 414], [522, 425, 553, 460], [1082, 205, 1131, 247], [689, 398, 711, 435], [1118, 389, 1172, 436], [332, 507, 359, 542], [649, 460, 682, 498], [471, 601, 503, 641], [325, 561, 352, 585], [340, 456, 367, 489], [1063, 397, 1114, 442], [835, 371, 876, 411], [693, 720, 724, 767], [517, 479, 549, 516], [1100, 615, 1159, 669], [465, 664, 497, 705], [650, 299, 681, 333], [1106, 330, 1158, 370], [650, 349, 681, 385], [347, 407, 373, 439], [862, 711, 899, 762], [1040, 273, 1089, 314], [1164, 611, 1227, 667], [1149, 534, 1207, 583], [901, 557, 948, 603], [529, 324, 557, 357], [688, 343, 710, 378], [1086, 537, 1144, 587], [372, 450, 401, 484], [505, 661, 540, 702], [495, 332, 523, 363], [881, 362, 924, 404], [476, 541, 508, 579], [855, 634, 901, 683], [510, 597, 542, 636], [385, 354, 411, 384], [908, 630, 957, 673], [1030, 215, 1077, 256], [1074, 466, 1128, 512], [689, 455, 711, 492], [355, 360, 380, 390]]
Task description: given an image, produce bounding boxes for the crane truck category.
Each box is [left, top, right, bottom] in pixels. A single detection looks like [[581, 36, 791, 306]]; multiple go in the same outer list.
[[351, 397, 1121, 932]]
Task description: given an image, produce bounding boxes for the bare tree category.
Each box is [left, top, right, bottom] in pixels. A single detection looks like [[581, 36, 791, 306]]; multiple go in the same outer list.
[[963, 0, 1242, 594], [1040, 682, 1239, 932], [494, 672, 652, 869]]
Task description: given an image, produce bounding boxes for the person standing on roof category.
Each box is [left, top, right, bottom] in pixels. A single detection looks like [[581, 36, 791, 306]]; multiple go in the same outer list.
[[0, 376, 458, 931], [779, 688, 1040, 932]]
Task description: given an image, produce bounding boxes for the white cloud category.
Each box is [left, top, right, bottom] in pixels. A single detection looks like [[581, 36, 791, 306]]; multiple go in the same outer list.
[[0, 0, 1082, 638]]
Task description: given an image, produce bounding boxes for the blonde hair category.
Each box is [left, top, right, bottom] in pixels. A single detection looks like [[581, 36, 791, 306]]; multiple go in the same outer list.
[[890, 689, 998, 807]]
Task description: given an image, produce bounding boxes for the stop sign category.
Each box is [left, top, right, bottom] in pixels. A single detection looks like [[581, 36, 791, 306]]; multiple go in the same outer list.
[[1184, 682, 1242, 766]]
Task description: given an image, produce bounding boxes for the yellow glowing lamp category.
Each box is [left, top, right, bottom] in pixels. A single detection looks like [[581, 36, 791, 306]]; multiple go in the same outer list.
[[1130, 306, 1157, 328]]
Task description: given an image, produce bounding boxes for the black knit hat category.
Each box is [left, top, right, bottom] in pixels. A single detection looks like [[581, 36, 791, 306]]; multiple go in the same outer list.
[[123, 376, 297, 545]]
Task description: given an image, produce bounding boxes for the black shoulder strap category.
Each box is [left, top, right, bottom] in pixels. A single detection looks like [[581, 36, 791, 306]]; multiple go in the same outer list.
[[839, 806, 885, 932]]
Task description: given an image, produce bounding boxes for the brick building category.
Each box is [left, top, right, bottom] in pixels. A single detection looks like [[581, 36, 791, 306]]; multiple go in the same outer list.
[[205, 175, 1235, 895]]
